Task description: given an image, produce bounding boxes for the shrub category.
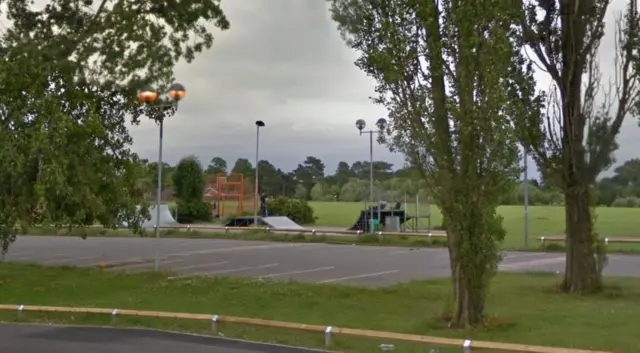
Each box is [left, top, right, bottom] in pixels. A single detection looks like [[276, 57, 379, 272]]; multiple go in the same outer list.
[[172, 156, 205, 202], [267, 197, 316, 224], [175, 200, 213, 224], [610, 197, 640, 208]]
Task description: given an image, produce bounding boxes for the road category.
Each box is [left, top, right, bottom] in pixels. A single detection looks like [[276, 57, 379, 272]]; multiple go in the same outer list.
[[0, 323, 324, 353], [4, 236, 639, 285]]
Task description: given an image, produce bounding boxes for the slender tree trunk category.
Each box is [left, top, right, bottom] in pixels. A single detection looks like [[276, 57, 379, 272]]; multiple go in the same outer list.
[[447, 227, 487, 328], [562, 186, 601, 293]]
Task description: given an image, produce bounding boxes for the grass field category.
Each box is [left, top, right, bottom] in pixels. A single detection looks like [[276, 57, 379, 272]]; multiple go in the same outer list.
[[0, 263, 637, 352], [307, 202, 640, 248]]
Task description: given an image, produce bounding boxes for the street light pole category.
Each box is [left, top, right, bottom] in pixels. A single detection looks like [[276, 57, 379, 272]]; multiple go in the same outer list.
[[254, 120, 265, 226], [369, 130, 374, 207], [355, 118, 387, 232], [154, 119, 164, 271], [523, 148, 530, 248], [138, 83, 186, 272]]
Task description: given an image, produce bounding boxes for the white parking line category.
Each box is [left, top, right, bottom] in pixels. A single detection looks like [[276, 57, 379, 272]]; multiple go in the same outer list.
[[111, 259, 185, 270], [333, 246, 388, 253], [389, 249, 432, 255], [188, 263, 280, 277], [167, 244, 306, 256], [502, 252, 546, 260], [86, 257, 144, 266], [172, 261, 229, 271], [318, 270, 399, 283], [260, 266, 334, 278], [499, 257, 564, 270], [41, 255, 101, 265]]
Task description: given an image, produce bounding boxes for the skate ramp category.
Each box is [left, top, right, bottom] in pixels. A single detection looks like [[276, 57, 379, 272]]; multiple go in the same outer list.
[[261, 216, 304, 229], [142, 205, 178, 228], [224, 216, 304, 229], [348, 210, 410, 232]]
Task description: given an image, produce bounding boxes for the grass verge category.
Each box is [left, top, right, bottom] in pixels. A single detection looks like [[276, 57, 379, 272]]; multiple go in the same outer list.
[[21, 226, 640, 253], [0, 263, 638, 352]]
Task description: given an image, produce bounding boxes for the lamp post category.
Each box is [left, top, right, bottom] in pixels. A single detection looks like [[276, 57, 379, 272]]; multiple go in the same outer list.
[[523, 147, 530, 248], [138, 83, 186, 271], [254, 120, 266, 226], [355, 118, 387, 232]]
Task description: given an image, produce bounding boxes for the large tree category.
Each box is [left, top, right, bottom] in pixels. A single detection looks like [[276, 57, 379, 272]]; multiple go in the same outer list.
[[328, 0, 537, 326], [520, 0, 640, 293], [0, 0, 229, 253]]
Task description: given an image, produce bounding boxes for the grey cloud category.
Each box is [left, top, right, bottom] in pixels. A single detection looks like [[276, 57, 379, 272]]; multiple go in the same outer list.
[[130, 0, 639, 178], [130, 0, 394, 173]]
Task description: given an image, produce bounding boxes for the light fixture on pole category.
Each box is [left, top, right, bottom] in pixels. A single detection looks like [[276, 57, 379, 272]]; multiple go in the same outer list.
[[254, 120, 266, 227], [355, 118, 387, 233], [138, 83, 186, 271], [523, 146, 530, 248]]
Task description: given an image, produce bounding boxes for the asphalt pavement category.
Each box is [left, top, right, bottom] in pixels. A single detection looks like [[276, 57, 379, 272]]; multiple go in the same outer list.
[[0, 323, 325, 353], [4, 236, 639, 285]]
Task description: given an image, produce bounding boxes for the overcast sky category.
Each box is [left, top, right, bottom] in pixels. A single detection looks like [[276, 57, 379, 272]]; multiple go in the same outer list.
[[126, 0, 637, 177]]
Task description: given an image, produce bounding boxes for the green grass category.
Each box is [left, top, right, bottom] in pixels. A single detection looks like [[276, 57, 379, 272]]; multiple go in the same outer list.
[[308, 202, 640, 247], [0, 263, 638, 352]]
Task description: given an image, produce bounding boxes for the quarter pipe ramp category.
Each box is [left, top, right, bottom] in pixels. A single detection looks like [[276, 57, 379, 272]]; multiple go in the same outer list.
[[224, 216, 303, 229], [141, 205, 178, 229]]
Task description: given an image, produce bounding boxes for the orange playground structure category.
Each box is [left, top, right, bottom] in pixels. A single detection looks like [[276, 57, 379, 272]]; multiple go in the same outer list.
[[203, 173, 256, 218]]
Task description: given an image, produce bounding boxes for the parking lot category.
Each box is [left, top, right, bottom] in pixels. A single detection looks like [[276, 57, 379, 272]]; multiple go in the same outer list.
[[4, 236, 639, 286]]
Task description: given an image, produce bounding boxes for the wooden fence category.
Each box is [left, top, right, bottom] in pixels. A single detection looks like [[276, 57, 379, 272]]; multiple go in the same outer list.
[[0, 304, 610, 353]]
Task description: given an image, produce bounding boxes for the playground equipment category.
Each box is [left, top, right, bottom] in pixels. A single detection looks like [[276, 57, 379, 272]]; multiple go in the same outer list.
[[205, 173, 256, 218]]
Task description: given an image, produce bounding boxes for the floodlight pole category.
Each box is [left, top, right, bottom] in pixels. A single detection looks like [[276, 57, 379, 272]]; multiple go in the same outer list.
[[254, 121, 265, 226], [523, 148, 530, 248], [369, 131, 374, 213]]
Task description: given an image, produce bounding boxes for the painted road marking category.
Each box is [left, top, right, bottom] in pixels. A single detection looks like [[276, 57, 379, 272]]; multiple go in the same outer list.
[[111, 258, 185, 270], [86, 257, 145, 266], [188, 263, 280, 277], [499, 257, 564, 270], [167, 244, 306, 256], [171, 261, 229, 272], [41, 255, 101, 265], [334, 246, 389, 254], [318, 270, 399, 284], [260, 266, 335, 279]]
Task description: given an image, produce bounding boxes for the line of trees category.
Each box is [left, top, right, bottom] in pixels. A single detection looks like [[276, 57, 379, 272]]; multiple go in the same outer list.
[[140, 155, 640, 208]]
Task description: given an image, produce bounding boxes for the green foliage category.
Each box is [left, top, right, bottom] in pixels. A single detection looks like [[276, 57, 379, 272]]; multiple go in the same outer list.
[[0, 0, 230, 253], [172, 156, 211, 223], [267, 197, 316, 225], [172, 156, 205, 201], [610, 197, 640, 208], [329, 0, 531, 327], [176, 200, 213, 224]]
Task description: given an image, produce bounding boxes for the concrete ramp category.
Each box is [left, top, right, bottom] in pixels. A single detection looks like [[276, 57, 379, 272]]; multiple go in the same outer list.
[[261, 216, 304, 229], [142, 205, 178, 228]]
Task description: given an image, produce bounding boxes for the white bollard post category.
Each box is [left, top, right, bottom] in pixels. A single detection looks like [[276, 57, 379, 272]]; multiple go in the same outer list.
[[324, 326, 333, 347], [111, 309, 118, 324], [211, 315, 219, 333], [462, 339, 471, 353]]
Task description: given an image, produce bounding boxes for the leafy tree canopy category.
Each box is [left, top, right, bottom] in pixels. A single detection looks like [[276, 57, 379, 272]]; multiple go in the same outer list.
[[0, 0, 229, 253]]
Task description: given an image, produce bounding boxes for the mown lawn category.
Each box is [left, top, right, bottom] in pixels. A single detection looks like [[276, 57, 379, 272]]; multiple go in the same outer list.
[[0, 263, 638, 352], [309, 202, 640, 248]]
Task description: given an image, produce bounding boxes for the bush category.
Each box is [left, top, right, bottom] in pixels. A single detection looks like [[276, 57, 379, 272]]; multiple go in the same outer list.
[[267, 197, 316, 224], [176, 200, 213, 224], [610, 197, 640, 208]]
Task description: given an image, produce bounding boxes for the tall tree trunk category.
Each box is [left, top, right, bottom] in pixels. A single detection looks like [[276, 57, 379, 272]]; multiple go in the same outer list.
[[562, 186, 601, 293]]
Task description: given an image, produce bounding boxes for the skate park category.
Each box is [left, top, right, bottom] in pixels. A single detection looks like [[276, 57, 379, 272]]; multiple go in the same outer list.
[[153, 173, 436, 235]]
